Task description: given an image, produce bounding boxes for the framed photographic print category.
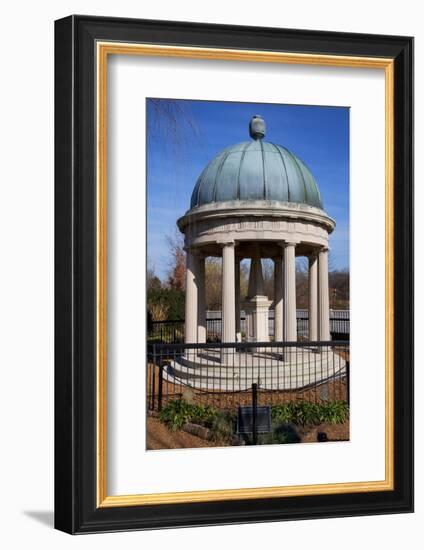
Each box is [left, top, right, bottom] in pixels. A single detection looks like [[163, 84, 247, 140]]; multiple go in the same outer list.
[[54, 15, 414, 534]]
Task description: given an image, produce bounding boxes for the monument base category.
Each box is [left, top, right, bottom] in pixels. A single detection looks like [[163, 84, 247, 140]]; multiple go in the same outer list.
[[163, 347, 346, 391], [242, 296, 272, 352]]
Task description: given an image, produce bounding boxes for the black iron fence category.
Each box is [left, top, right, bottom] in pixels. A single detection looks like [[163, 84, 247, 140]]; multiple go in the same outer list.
[[147, 340, 349, 412], [148, 315, 350, 343]]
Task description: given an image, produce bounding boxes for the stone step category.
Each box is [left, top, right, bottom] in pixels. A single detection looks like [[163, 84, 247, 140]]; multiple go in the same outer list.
[[162, 368, 346, 391], [164, 356, 346, 391], [170, 355, 343, 378]]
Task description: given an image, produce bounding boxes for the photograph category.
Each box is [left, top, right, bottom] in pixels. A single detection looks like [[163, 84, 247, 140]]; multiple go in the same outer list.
[[51, 12, 413, 535], [146, 98, 350, 450]]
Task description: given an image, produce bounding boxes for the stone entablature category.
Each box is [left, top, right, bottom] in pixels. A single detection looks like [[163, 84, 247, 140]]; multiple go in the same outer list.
[[185, 217, 329, 249], [178, 201, 334, 254], [178, 200, 335, 233]]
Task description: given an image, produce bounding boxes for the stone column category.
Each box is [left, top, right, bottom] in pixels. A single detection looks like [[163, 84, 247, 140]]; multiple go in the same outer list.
[[274, 256, 284, 342], [308, 253, 318, 342], [283, 242, 297, 342], [235, 256, 241, 342], [318, 247, 331, 341], [197, 254, 206, 343], [185, 248, 198, 344], [221, 242, 236, 344]]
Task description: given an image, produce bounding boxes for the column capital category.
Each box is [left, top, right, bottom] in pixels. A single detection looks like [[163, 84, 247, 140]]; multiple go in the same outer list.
[[279, 239, 299, 249], [318, 245, 330, 254], [217, 239, 236, 248]]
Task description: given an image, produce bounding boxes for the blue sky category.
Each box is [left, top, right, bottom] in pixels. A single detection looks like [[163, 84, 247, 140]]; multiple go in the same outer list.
[[147, 98, 349, 280]]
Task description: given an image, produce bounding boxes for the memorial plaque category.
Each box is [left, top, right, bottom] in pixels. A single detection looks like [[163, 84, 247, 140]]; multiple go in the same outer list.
[[237, 406, 272, 434]]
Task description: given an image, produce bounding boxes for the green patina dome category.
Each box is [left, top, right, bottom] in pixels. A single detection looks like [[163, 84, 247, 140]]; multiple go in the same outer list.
[[190, 115, 323, 210]]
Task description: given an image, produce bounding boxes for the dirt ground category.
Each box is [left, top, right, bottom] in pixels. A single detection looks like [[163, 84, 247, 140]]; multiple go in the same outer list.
[[146, 416, 349, 450], [146, 417, 224, 450], [299, 422, 349, 443]]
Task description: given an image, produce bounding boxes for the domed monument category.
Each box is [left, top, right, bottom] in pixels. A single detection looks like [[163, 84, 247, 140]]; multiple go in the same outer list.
[[169, 115, 344, 389]]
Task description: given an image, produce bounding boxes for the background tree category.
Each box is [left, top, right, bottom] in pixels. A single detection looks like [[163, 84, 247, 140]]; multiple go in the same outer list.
[[205, 258, 221, 310], [166, 232, 186, 291], [262, 259, 274, 299], [148, 98, 200, 157], [329, 269, 349, 309], [147, 239, 186, 321], [240, 261, 249, 300]]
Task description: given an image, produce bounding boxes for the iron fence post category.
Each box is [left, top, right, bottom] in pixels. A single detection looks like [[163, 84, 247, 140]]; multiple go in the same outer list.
[[151, 344, 156, 411], [158, 364, 163, 411], [252, 382, 258, 445], [346, 359, 350, 406]]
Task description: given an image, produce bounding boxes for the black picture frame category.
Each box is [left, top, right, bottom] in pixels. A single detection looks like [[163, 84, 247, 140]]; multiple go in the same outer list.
[[55, 15, 414, 534]]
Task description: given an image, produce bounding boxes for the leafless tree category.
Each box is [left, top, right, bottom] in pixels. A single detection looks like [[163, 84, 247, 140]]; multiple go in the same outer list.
[[147, 267, 162, 292], [166, 230, 186, 290], [205, 258, 221, 310], [262, 259, 274, 299], [148, 98, 201, 158]]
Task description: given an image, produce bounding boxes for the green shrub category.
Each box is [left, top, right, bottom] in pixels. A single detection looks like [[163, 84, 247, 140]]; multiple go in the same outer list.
[[322, 401, 350, 424], [147, 287, 185, 321], [159, 399, 348, 441], [258, 423, 301, 445], [159, 399, 237, 441], [209, 412, 236, 441], [271, 401, 349, 426], [159, 399, 218, 431]]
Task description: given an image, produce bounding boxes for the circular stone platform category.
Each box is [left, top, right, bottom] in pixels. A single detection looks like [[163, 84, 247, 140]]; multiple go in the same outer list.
[[163, 348, 346, 391]]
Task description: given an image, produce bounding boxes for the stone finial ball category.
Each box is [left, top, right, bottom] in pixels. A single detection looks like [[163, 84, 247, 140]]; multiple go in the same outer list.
[[249, 115, 266, 140]]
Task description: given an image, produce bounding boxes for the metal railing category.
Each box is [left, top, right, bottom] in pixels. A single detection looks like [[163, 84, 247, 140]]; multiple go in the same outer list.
[[148, 314, 350, 343], [147, 340, 349, 412]]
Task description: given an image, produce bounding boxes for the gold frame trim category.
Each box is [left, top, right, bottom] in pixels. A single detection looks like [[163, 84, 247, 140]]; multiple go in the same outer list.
[[96, 42, 395, 508]]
